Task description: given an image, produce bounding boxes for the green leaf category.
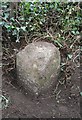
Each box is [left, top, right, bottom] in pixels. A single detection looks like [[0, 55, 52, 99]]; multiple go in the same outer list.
[[71, 31, 76, 35], [16, 27, 20, 31], [4, 13, 9, 19], [10, 17, 15, 22], [12, 30, 17, 35], [68, 54, 72, 59], [0, 21, 4, 26], [21, 26, 26, 31], [76, 31, 80, 35], [80, 92, 82, 96]]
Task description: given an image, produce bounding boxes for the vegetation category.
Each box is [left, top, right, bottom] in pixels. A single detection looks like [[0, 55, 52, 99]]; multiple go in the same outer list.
[[1, 2, 81, 44]]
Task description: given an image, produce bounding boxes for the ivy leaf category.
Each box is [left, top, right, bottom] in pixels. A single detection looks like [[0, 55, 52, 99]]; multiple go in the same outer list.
[[21, 26, 26, 31], [76, 31, 80, 35], [12, 29, 17, 35], [10, 17, 15, 22], [16, 27, 20, 31], [71, 31, 76, 35], [4, 13, 9, 19], [68, 54, 72, 59]]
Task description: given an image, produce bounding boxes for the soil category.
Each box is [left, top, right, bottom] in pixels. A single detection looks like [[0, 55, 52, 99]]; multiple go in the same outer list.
[[2, 62, 81, 118]]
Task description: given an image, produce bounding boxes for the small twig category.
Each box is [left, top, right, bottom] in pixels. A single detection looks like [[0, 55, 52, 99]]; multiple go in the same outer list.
[[56, 90, 61, 100], [3, 47, 15, 59], [24, 33, 28, 44], [15, 3, 18, 19], [32, 35, 52, 42], [70, 37, 80, 49], [73, 54, 80, 63], [54, 82, 60, 93], [15, 19, 22, 27], [72, 49, 80, 62], [0, 16, 9, 23], [46, 29, 54, 41], [59, 80, 65, 85], [5, 81, 17, 90], [41, 94, 55, 100], [32, 37, 39, 42], [3, 47, 11, 56]]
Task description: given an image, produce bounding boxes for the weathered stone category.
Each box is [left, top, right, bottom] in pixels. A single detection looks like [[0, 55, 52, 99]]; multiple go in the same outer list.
[[16, 42, 60, 96]]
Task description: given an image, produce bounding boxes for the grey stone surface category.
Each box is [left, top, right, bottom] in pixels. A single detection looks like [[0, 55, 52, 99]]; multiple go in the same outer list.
[[16, 42, 60, 95]]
